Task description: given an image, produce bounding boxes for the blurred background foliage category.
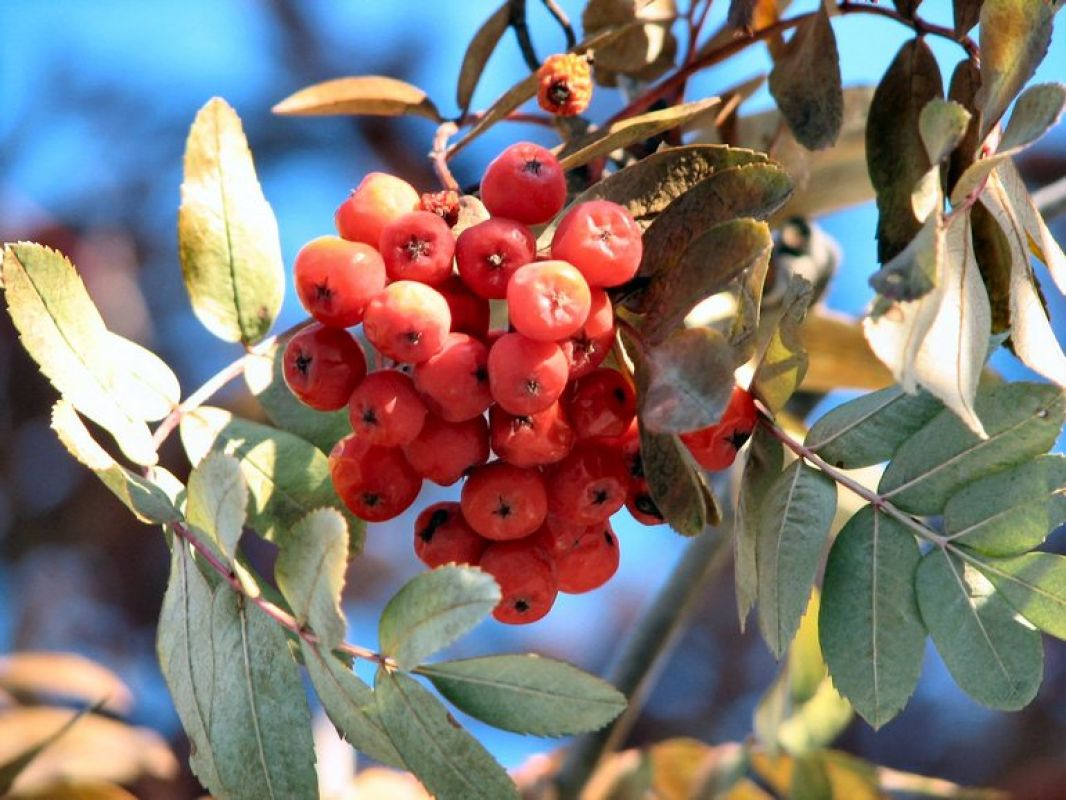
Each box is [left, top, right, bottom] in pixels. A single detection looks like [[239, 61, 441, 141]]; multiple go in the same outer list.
[[1, 1, 1065, 797]]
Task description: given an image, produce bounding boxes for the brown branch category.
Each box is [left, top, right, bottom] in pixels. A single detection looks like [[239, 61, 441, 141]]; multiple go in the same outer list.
[[540, 0, 576, 49], [510, 0, 541, 72]]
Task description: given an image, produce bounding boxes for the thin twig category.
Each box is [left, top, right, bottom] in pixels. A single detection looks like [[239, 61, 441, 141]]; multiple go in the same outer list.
[[540, 0, 575, 49], [510, 0, 541, 71], [430, 122, 460, 191]]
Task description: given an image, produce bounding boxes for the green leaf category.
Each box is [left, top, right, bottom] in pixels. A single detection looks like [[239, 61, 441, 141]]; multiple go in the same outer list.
[[51, 400, 181, 525], [805, 386, 943, 469], [752, 276, 813, 415], [880, 382, 1064, 514], [916, 548, 1042, 710], [275, 508, 348, 650], [299, 641, 405, 768], [638, 164, 792, 279], [0, 702, 97, 794], [639, 428, 708, 537], [273, 76, 442, 121], [819, 506, 924, 728], [767, 7, 842, 151], [735, 425, 784, 631], [867, 38, 942, 263], [944, 455, 1066, 556], [180, 406, 359, 546], [2, 243, 165, 465], [557, 98, 722, 172], [178, 98, 284, 345], [417, 655, 626, 736], [378, 566, 500, 670], [969, 552, 1066, 640], [919, 98, 972, 165], [975, 0, 1055, 137], [639, 218, 773, 343], [639, 327, 736, 434], [756, 461, 837, 657], [730, 239, 772, 364], [998, 83, 1066, 153], [187, 451, 247, 565], [456, 3, 511, 112], [244, 340, 351, 454], [375, 669, 519, 800]]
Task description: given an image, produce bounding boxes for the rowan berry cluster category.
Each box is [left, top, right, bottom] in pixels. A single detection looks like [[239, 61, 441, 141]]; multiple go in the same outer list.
[[282, 141, 756, 624]]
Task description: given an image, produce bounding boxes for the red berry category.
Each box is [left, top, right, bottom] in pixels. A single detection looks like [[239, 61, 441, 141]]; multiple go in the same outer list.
[[403, 414, 489, 486], [420, 189, 461, 227], [379, 210, 456, 286], [565, 368, 635, 440], [479, 539, 558, 624], [480, 143, 567, 226], [437, 276, 490, 338], [329, 435, 422, 522], [413, 333, 492, 422], [414, 502, 486, 568], [335, 172, 420, 247], [293, 236, 387, 328], [536, 54, 593, 117], [546, 443, 630, 524], [454, 218, 537, 300], [506, 260, 592, 342], [461, 462, 547, 540], [489, 402, 575, 468], [487, 333, 569, 415], [626, 478, 665, 526], [679, 386, 758, 471], [552, 523, 620, 593], [560, 288, 615, 379], [348, 370, 427, 447], [363, 281, 451, 364], [282, 324, 367, 411], [551, 200, 643, 288]]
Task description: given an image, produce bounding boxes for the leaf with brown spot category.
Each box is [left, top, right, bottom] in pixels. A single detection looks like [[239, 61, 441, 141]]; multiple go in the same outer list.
[[273, 76, 441, 121]]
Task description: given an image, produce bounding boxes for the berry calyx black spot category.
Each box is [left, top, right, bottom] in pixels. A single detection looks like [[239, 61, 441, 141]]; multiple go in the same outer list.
[[514, 598, 530, 613], [592, 487, 609, 505], [548, 81, 571, 106], [405, 237, 430, 260], [494, 499, 512, 519], [294, 353, 312, 376], [419, 508, 450, 542], [314, 282, 333, 301], [523, 158, 543, 176]]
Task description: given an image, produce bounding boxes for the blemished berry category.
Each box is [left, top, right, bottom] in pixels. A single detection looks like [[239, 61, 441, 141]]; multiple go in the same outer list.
[[363, 280, 452, 364], [282, 324, 367, 411], [461, 461, 548, 540], [487, 333, 569, 416], [489, 401, 575, 468], [293, 236, 387, 328], [627, 478, 665, 526], [454, 218, 537, 300], [565, 367, 636, 440], [437, 275, 490, 338], [546, 443, 630, 524], [560, 288, 615, 379], [414, 502, 486, 568], [479, 539, 558, 624], [480, 142, 567, 226], [379, 210, 456, 286], [329, 435, 422, 522], [552, 523, 620, 594], [335, 172, 420, 247], [506, 260, 592, 342], [679, 386, 758, 471], [420, 189, 461, 227], [348, 370, 427, 447], [413, 333, 492, 422], [551, 200, 643, 287], [403, 414, 489, 486], [536, 53, 593, 117]]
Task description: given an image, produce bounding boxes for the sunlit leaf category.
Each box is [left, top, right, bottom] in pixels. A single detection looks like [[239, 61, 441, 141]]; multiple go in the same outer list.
[[916, 548, 1042, 710], [993, 158, 1066, 295], [735, 426, 784, 631], [970, 552, 1066, 640], [640, 327, 736, 434], [820, 506, 924, 728], [186, 451, 247, 565], [456, 3, 510, 112], [869, 212, 940, 301], [998, 83, 1066, 153], [378, 566, 500, 670], [273, 76, 441, 120], [275, 508, 348, 650], [752, 276, 812, 415], [583, 0, 677, 83], [418, 655, 626, 736], [178, 98, 284, 345], [375, 670, 519, 800], [918, 98, 971, 164]]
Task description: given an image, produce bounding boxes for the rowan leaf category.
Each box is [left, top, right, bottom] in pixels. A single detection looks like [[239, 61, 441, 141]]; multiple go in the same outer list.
[[178, 98, 284, 345], [879, 382, 1065, 515], [299, 642, 404, 768], [919, 98, 971, 165], [805, 385, 942, 469], [378, 566, 500, 670], [952, 0, 981, 35], [375, 670, 519, 800], [275, 508, 348, 650], [869, 211, 940, 302], [273, 76, 441, 120], [639, 427, 707, 537], [998, 83, 1066, 153], [799, 310, 894, 393], [456, 2, 510, 112], [186, 452, 247, 565], [752, 276, 812, 415], [640, 327, 736, 434], [971, 199, 1013, 334], [418, 655, 626, 736], [993, 158, 1066, 296], [916, 548, 1042, 710], [756, 461, 837, 657], [767, 7, 842, 151], [0, 703, 97, 795], [970, 552, 1066, 640], [819, 506, 924, 728], [944, 455, 1066, 556], [735, 425, 785, 631]]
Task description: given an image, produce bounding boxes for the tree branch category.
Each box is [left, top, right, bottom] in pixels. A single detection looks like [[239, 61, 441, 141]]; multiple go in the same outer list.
[[510, 0, 541, 72], [540, 0, 576, 49]]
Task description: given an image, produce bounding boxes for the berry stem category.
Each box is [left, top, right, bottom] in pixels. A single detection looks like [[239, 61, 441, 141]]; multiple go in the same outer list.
[[539, 0, 576, 49], [509, 0, 541, 72], [430, 121, 460, 192]]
